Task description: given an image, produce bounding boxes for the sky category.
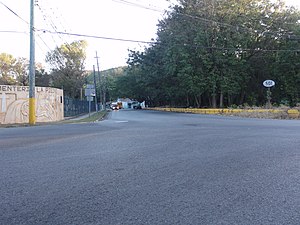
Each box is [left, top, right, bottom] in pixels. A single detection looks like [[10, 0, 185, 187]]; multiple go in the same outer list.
[[0, 0, 300, 71], [0, 0, 176, 71]]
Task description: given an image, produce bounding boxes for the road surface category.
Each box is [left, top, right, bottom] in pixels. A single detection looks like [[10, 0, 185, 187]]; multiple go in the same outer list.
[[1, 110, 300, 224]]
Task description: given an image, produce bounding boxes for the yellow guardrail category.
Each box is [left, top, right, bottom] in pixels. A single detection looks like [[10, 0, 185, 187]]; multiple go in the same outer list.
[[287, 109, 300, 118], [147, 107, 300, 119]]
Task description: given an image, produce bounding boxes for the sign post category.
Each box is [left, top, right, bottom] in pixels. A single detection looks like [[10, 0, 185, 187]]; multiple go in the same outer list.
[[85, 85, 95, 117], [263, 80, 275, 108]]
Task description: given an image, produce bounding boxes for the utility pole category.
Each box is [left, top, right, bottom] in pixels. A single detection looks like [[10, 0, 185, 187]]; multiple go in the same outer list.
[[103, 77, 106, 111], [93, 65, 98, 112], [102, 66, 107, 111], [95, 51, 102, 110], [29, 0, 36, 125]]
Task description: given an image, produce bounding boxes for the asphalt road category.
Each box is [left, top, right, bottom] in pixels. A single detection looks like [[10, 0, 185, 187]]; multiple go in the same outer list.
[[0, 110, 300, 225]]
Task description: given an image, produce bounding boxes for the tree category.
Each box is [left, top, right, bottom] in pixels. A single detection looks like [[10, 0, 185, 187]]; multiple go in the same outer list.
[[14, 57, 29, 86], [121, 0, 300, 107], [35, 68, 52, 87], [0, 53, 17, 85], [0, 53, 30, 85], [85, 66, 127, 103], [46, 40, 88, 99]]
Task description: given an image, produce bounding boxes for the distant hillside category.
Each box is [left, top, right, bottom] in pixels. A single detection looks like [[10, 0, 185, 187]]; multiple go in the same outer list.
[[85, 66, 127, 101], [101, 66, 127, 78], [86, 66, 126, 83]]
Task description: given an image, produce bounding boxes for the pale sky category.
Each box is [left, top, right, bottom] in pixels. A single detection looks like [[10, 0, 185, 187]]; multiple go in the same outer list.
[[0, 0, 176, 71], [0, 0, 299, 71]]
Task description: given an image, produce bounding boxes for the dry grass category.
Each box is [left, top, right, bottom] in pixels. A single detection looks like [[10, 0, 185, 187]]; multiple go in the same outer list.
[[233, 110, 289, 119], [149, 107, 300, 120]]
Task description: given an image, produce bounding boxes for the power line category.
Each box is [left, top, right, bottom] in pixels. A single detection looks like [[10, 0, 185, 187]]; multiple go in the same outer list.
[[38, 29, 300, 53], [0, 1, 29, 25], [111, 0, 300, 41], [52, 5, 72, 39], [0, 30, 49, 61], [2, 0, 300, 58], [122, 0, 300, 45], [94, 0, 300, 43], [111, 0, 166, 13], [35, 0, 73, 66], [2, 0, 298, 44], [36, 34, 52, 52], [0, 0, 51, 55], [0, 2, 55, 64], [0, 30, 27, 34], [39, 29, 155, 44], [170, 4, 300, 41], [46, 6, 69, 43], [36, 2, 67, 45]]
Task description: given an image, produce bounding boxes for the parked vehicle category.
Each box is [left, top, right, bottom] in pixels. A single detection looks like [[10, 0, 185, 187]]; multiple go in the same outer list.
[[132, 101, 142, 109], [110, 102, 119, 110], [117, 102, 123, 109]]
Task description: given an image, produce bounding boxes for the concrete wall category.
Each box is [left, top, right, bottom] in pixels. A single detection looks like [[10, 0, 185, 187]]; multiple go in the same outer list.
[[0, 85, 64, 124]]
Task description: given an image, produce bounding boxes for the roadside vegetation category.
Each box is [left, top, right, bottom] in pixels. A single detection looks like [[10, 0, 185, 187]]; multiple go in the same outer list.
[[1, 40, 88, 100], [2, 0, 300, 118], [63, 111, 108, 123], [113, 0, 300, 109], [149, 106, 300, 119]]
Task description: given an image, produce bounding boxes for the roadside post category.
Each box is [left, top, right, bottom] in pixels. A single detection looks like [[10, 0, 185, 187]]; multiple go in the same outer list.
[[93, 65, 98, 112], [85, 85, 95, 117], [263, 80, 275, 108]]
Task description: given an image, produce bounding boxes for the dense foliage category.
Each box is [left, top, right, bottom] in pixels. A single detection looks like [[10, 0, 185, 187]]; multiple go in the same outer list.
[[0, 52, 48, 86], [86, 67, 126, 103], [116, 0, 300, 107], [0, 53, 28, 85], [46, 40, 88, 99], [1, 40, 87, 100]]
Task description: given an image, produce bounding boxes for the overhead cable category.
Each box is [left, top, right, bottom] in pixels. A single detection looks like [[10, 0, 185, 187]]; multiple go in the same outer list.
[[112, 0, 165, 13], [38, 29, 300, 53], [0, 1, 29, 25], [0, 30, 27, 34], [39, 29, 155, 44]]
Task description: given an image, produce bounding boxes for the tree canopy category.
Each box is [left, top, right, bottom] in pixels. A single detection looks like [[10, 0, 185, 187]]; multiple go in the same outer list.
[[0, 53, 29, 85], [46, 40, 88, 99], [86, 66, 127, 103], [115, 0, 300, 107], [1, 40, 88, 99]]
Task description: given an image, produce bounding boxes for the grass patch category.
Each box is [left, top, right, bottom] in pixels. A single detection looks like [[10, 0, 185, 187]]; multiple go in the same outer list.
[[74, 111, 108, 123]]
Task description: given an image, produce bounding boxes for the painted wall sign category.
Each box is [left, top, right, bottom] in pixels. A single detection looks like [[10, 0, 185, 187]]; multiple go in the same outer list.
[[0, 85, 64, 124]]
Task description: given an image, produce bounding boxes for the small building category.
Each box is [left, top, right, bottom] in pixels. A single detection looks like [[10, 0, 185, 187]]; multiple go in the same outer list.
[[117, 98, 133, 109], [117, 98, 146, 109]]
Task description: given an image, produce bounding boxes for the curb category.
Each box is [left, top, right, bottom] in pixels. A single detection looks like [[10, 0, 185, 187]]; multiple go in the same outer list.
[[147, 107, 300, 119]]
